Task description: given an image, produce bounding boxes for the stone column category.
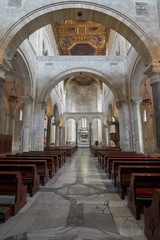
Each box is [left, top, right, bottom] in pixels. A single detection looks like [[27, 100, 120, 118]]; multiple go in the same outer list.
[[63, 126, 66, 146], [102, 124, 107, 146], [150, 72, 160, 152], [105, 125, 109, 145], [76, 122, 78, 147], [0, 59, 12, 134], [59, 126, 64, 146], [33, 100, 46, 151], [55, 121, 60, 147], [46, 116, 52, 147], [22, 96, 33, 152], [107, 122, 112, 146], [89, 122, 92, 147], [0, 74, 5, 134], [11, 113, 17, 151], [116, 101, 131, 151], [130, 97, 144, 153]]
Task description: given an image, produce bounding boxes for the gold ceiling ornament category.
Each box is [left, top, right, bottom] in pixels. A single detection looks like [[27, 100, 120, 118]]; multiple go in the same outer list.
[[52, 20, 110, 55], [64, 74, 103, 89]]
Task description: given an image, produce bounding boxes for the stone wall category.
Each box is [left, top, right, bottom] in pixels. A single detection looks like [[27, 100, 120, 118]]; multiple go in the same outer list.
[[66, 83, 100, 112]]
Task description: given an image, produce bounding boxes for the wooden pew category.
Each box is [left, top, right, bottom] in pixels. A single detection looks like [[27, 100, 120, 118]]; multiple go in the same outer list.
[[45, 146, 77, 157], [101, 152, 147, 166], [90, 146, 121, 157], [111, 160, 160, 187], [98, 151, 137, 165], [0, 171, 27, 222], [0, 159, 48, 185], [144, 188, 160, 240], [0, 164, 40, 197], [127, 173, 160, 220], [22, 152, 64, 168], [116, 165, 160, 199], [6, 154, 57, 176], [106, 157, 160, 179]]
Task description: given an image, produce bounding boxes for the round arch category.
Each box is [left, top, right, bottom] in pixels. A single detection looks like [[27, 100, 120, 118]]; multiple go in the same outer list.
[[42, 68, 120, 102], [77, 116, 90, 123], [91, 117, 103, 123], [0, 2, 157, 66], [63, 116, 76, 124]]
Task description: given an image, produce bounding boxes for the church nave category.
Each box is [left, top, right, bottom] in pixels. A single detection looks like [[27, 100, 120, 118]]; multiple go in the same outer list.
[[0, 148, 146, 240]]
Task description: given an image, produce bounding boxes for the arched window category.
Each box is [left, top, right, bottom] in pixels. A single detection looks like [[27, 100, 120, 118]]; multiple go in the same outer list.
[[82, 118, 87, 128], [19, 110, 23, 121], [143, 109, 147, 122]]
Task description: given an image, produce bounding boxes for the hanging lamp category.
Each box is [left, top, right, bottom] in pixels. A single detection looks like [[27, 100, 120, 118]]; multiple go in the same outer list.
[[8, 80, 18, 103]]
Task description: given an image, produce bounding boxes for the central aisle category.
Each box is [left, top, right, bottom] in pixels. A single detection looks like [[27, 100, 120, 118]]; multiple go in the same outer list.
[[0, 148, 146, 240]]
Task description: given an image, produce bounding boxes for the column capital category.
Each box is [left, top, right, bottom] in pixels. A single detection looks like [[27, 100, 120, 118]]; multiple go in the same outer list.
[[22, 95, 34, 105], [0, 58, 12, 78], [144, 62, 160, 84], [150, 72, 160, 86], [42, 101, 47, 110], [55, 120, 60, 126], [116, 100, 127, 110], [130, 96, 142, 105], [89, 122, 92, 127]]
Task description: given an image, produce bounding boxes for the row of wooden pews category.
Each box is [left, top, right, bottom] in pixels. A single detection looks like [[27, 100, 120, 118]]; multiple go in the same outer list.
[[94, 146, 160, 240], [0, 145, 77, 223]]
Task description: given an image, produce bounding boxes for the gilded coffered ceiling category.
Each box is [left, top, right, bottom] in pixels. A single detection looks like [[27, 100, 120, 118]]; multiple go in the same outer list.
[[52, 20, 110, 55]]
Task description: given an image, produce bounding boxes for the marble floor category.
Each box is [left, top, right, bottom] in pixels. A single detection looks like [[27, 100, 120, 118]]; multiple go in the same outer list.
[[0, 148, 147, 240]]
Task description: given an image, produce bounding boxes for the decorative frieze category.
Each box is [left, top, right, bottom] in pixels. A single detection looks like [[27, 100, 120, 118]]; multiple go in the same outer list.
[[7, 0, 21, 8], [37, 56, 126, 63], [135, 2, 149, 17]]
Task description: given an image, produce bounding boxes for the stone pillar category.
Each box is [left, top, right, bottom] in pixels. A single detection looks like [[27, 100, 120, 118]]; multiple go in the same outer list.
[[63, 126, 66, 146], [102, 124, 107, 146], [11, 113, 17, 151], [22, 96, 33, 152], [107, 122, 112, 146], [0, 74, 5, 134], [0, 59, 12, 134], [89, 122, 92, 147], [76, 122, 78, 147], [63, 90, 66, 112], [130, 97, 144, 153], [33, 100, 46, 151], [55, 121, 60, 147], [59, 126, 64, 146], [46, 116, 52, 147], [150, 73, 160, 152], [116, 101, 131, 151], [106, 126, 109, 145]]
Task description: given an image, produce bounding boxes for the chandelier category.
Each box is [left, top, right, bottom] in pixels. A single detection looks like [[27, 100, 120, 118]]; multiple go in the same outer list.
[[8, 80, 18, 103], [142, 83, 152, 106]]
